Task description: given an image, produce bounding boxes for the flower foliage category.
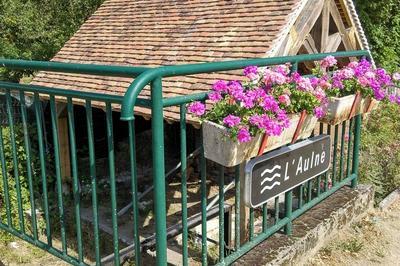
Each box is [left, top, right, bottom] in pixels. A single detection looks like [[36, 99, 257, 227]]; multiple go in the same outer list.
[[187, 64, 326, 143]]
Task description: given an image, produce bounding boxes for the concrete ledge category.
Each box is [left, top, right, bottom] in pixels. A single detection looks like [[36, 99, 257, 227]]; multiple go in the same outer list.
[[233, 184, 374, 265], [379, 188, 400, 211]]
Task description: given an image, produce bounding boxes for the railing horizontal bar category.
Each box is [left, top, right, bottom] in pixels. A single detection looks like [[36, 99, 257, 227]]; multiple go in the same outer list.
[[0, 223, 85, 266], [217, 217, 290, 266], [221, 174, 356, 265], [0, 81, 120, 102], [0, 59, 149, 77], [160, 50, 369, 77], [121, 50, 370, 120], [163, 92, 208, 107], [292, 174, 356, 219]]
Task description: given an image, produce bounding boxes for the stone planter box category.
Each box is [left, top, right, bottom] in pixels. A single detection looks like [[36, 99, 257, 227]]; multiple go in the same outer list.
[[319, 94, 379, 125], [202, 114, 318, 167]]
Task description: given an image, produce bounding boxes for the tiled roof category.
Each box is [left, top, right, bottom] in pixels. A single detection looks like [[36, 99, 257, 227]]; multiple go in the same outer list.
[[31, 0, 306, 123]]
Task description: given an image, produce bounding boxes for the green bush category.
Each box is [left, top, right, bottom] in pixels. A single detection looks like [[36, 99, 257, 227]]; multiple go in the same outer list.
[[0, 124, 41, 232], [360, 102, 400, 202]]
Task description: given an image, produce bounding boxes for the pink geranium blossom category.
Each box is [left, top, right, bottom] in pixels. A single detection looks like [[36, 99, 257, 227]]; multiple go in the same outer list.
[[237, 128, 252, 143], [320, 56, 337, 68], [314, 107, 325, 119], [223, 115, 241, 127], [208, 91, 222, 102], [278, 94, 291, 106], [187, 102, 206, 116]]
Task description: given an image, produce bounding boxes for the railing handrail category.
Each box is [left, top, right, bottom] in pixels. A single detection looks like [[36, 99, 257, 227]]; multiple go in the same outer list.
[[1, 50, 371, 120], [120, 50, 371, 120], [0, 59, 150, 78]]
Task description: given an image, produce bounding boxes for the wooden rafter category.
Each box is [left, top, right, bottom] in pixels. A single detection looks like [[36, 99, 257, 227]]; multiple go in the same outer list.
[[275, 0, 361, 59]]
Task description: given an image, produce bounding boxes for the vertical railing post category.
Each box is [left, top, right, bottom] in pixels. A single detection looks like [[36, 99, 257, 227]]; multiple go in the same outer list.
[[284, 192, 293, 235], [151, 77, 168, 265], [351, 114, 362, 188]]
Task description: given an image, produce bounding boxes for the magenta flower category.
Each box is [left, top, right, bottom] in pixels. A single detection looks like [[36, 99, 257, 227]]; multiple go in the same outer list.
[[223, 115, 241, 128], [227, 81, 245, 101], [208, 91, 222, 102], [374, 89, 386, 101], [249, 114, 264, 129], [320, 56, 337, 68], [237, 128, 252, 143], [187, 101, 206, 116], [212, 80, 228, 93], [260, 95, 279, 112], [314, 107, 325, 119]]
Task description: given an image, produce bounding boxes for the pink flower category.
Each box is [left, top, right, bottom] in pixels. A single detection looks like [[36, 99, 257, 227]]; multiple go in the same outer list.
[[278, 94, 291, 106], [187, 102, 206, 116], [358, 76, 370, 87], [341, 68, 355, 79], [348, 61, 359, 69], [208, 91, 222, 102], [243, 66, 259, 80], [388, 94, 396, 103], [321, 56, 337, 68], [313, 88, 326, 102], [314, 107, 325, 119], [223, 115, 241, 127], [264, 69, 286, 86], [364, 71, 375, 79], [296, 77, 313, 91], [393, 72, 400, 81], [237, 128, 252, 143]]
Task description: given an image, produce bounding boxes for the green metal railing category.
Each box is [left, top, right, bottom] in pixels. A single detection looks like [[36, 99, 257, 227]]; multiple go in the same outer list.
[[0, 50, 369, 265]]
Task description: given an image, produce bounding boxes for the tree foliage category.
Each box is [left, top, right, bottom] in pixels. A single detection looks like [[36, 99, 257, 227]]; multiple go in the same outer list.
[[355, 0, 400, 70], [0, 0, 104, 81]]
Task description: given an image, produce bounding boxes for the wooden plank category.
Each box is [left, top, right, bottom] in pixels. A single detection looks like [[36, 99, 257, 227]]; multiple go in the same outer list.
[[323, 32, 342, 52], [57, 103, 71, 183], [304, 34, 319, 54], [321, 1, 330, 52], [329, 0, 354, 50], [289, 0, 325, 54]]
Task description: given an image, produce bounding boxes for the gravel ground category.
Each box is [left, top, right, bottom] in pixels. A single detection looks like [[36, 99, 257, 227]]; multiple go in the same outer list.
[[308, 200, 400, 266]]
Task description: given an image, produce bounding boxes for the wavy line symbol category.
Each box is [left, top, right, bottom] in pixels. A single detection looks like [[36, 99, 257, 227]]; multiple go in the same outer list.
[[260, 181, 281, 193], [261, 165, 281, 177], [260, 173, 281, 185]]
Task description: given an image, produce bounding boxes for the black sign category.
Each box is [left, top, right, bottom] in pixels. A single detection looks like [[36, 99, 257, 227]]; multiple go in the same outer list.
[[244, 135, 331, 208]]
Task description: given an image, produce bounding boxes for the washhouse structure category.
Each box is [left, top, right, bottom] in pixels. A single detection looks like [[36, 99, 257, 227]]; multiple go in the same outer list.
[[0, 0, 372, 265]]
